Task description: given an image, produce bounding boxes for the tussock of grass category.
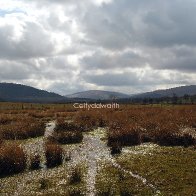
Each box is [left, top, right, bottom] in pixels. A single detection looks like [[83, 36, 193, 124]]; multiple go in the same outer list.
[[53, 119, 83, 144], [45, 142, 63, 168], [110, 143, 122, 155], [74, 110, 108, 131], [55, 118, 83, 132], [155, 132, 196, 147], [54, 131, 83, 144], [69, 165, 82, 185], [39, 178, 50, 190], [30, 154, 41, 170], [108, 122, 142, 147], [0, 143, 27, 177]]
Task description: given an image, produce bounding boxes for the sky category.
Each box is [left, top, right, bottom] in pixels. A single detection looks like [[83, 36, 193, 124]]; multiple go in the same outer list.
[[0, 0, 196, 95]]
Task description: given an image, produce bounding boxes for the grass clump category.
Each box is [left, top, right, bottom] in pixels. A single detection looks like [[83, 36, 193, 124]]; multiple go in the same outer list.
[[110, 142, 122, 155], [55, 118, 83, 132], [69, 165, 82, 185], [45, 142, 63, 168], [108, 121, 141, 147], [74, 110, 108, 131], [53, 119, 83, 144], [154, 123, 196, 147], [30, 154, 41, 170], [0, 143, 27, 177], [55, 131, 83, 144], [39, 178, 50, 190], [67, 164, 86, 196]]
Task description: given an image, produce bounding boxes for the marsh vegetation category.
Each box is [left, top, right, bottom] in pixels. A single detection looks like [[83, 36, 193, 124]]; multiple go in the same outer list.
[[0, 103, 195, 195]]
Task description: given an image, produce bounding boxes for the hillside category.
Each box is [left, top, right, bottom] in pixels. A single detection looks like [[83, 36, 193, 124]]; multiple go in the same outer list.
[[0, 83, 66, 103], [66, 90, 130, 100], [132, 85, 196, 99], [0, 83, 195, 103]]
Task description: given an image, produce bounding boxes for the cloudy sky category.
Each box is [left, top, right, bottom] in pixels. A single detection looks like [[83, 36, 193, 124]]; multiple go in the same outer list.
[[0, 0, 196, 95]]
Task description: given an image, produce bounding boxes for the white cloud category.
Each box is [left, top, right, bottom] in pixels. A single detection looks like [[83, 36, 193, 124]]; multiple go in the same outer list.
[[0, 0, 195, 95]]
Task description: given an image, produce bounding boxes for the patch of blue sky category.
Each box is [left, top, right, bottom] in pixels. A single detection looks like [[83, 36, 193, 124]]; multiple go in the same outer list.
[[0, 8, 27, 17]]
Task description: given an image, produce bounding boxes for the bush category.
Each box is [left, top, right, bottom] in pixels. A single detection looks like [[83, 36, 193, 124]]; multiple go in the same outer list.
[[45, 142, 63, 168], [0, 144, 27, 177]]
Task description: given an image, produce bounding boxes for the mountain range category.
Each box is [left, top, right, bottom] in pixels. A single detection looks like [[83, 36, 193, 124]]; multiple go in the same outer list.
[[132, 85, 196, 99], [0, 82, 195, 103]]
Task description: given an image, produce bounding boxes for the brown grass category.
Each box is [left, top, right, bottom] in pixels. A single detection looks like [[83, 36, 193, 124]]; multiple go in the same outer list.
[[0, 104, 195, 148], [53, 119, 83, 144], [74, 110, 108, 131], [0, 143, 27, 177], [45, 142, 63, 168], [107, 105, 196, 147], [0, 119, 45, 140]]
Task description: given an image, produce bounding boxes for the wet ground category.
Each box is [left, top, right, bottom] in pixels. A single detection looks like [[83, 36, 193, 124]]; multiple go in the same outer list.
[[0, 121, 161, 196]]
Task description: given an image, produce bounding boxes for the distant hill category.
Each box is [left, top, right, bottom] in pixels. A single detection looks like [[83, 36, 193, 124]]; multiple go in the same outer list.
[[66, 90, 130, 100], [0, 83, 195, 103], [0, 83, 66, 103], [132, 85, 196, 99]]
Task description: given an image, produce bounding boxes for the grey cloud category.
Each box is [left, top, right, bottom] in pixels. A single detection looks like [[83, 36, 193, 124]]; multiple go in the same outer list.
[[77, 0, 196, 49], [0, 0, 195, 95], [82, 50, 147, 70], [0, 21, 56, 59], [0, 55, 76, 82], [161, 56, 196, 72], [84, 72, 139, 86], [148, 46, 196, 72], [0, 60, 35, 80], [83, 70, 193, 87], [48, 81, 86, 96]]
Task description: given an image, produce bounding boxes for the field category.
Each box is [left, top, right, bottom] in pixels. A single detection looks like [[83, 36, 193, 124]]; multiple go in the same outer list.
[[0, 102, 195, 196]]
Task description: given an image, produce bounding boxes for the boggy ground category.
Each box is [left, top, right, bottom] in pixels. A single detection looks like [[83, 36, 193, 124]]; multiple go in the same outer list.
[[0, 103, 196, 195], [1, 123, 195, 195]]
